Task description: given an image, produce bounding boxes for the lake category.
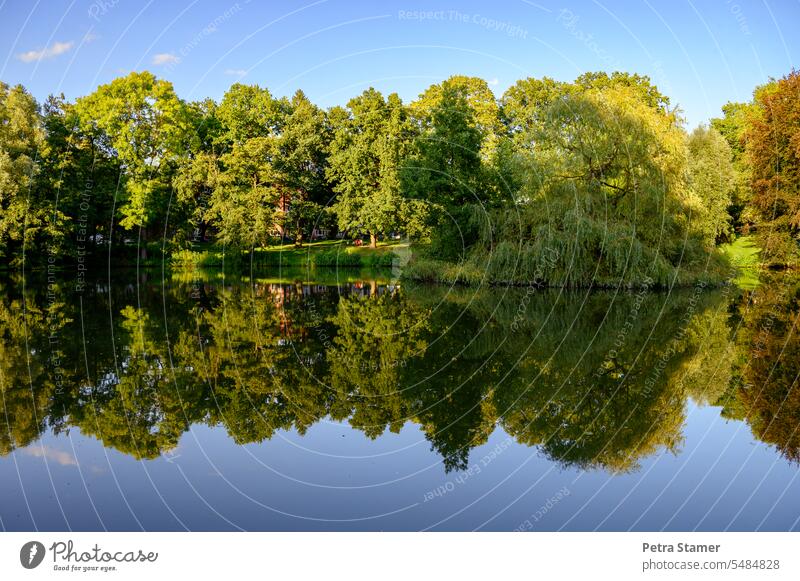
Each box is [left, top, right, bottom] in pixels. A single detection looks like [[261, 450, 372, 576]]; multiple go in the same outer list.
[[1, 269, 799, 531]]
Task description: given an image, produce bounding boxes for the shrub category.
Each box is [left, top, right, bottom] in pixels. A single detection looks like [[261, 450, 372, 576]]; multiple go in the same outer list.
[[313, 249, 362, 267]]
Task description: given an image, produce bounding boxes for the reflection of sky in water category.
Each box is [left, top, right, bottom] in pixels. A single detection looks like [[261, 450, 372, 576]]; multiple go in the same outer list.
[[3, 401, 798, 531], [1, 276, 799, 531]]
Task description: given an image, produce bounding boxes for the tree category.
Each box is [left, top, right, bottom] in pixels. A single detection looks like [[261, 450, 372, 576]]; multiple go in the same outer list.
[[174, 99, 223, 244], [0, 281, 66, 455], [271, 90, 331, 246], [410, 75, 502, 160], [455, 83, 715, 287], [687, 125, 736, 243], [501, 76, 575, 149], [575, 71, 671, 112], [215, 82, 284, 144], [745, 70, 800, 266], [711, 101, 757, 234], [204, 83, 285, 250], [402, 87, 486, 259], [0, 83, 44, 265], [327, 290, 428, 439], [410, 76, 513, 209], [74, 72, 193, 248], [39, 94, 120, 260], [736, 275, 800, 462], [210, 136, 279, 249], [404, 87, 483, 208], [327, 89, 415, 247]]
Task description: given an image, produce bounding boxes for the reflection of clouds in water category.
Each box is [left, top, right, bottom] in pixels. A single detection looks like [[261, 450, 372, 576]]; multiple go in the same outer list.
[[21, 444, 107, 474], [22, 445, 77, 466]]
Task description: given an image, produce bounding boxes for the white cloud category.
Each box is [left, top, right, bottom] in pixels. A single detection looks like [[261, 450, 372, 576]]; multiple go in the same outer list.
[[22, 445, 78, 466], [83, 32, 99, 44], [16, 41, 74, 63], [152, 53, 180, 66], [224, 68, 248, 77], [487, 77, 499, 87]]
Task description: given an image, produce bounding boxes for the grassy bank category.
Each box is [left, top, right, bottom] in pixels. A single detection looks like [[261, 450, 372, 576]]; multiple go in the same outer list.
[[170, 240, 408, 270], [719, 235, 762, 289], [403, 244, 738, 289], [169, 266, 402, 286]]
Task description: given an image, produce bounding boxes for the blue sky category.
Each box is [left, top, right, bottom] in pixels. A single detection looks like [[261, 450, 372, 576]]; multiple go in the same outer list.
[[1, 0, 798, 127]]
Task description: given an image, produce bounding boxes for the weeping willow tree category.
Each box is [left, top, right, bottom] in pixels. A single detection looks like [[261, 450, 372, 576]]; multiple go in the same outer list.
[[487, 86, 722, 286], [408, 80, 728, 287]]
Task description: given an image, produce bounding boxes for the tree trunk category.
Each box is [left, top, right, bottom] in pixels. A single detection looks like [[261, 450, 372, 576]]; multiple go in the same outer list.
[[139, 228, 148, 261], [369, 232, 377, 248]]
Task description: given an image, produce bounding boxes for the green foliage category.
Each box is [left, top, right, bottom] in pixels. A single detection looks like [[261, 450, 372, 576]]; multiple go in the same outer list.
[[1, 69, 796, 287], [574, 71, 671, 112], [313, 248, 362, 267], [326, 89, 417, 246], [0, 83, 44, 263], [687, 125, 736, 242], [171, 240, 400, 270], [271, 91, 331, 245], [173, 99, 223, 245], [8, 271, 797, 472], [501, 76, 573, 143], [170, 247, 225, 268], [403, 86, 483, 208], [453, 84, 719, 287], [410, 75, 502, 160], [711, 101, 757, 233], [210, 135, 279, 249], [75, 71, 192, 232], [215, 82, 284, 143]]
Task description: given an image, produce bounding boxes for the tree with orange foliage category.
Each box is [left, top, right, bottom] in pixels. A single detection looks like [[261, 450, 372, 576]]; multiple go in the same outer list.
[[746, 70, 800, 266]]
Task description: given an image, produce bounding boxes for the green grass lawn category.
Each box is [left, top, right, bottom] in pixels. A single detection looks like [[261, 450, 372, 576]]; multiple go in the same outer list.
[[719, 235, 761, 289], [171, 239, 411, 270]]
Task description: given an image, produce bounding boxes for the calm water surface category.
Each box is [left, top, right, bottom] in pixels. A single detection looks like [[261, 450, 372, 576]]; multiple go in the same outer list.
[[1, 269, 799, 531]]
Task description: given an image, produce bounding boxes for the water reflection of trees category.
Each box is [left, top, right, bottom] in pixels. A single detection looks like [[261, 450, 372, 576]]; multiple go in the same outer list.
[[728, 276, 800, 462], [1, 273, 798, 473]]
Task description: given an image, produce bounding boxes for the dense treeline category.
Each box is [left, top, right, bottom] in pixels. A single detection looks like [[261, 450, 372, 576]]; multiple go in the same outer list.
[[1, 70, 798, 284]]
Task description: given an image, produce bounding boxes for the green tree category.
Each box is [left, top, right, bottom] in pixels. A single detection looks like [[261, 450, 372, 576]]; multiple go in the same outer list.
[[687, 125, 736, 243], [173, 98, 223, 244], [327, 89, 415, 247], [204, 83, 288, 250], [210, 136, 279, 249], [735, 276, 800, 461], [328, 289, 429, 438], [477, 85, 712, 287], [39, 94, 120, 260], [403, 87, 487, 259], [711, 101, 756, 234], [575, 71, 671, 112], [501, 76, 575, 149], [215, 82, 284, 144], [404, 86, 483, 208], [0, 83, 44, 265], [271, 90, 331, 246], [410, 75, 502, 160], [74, 72, 193, 248]]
